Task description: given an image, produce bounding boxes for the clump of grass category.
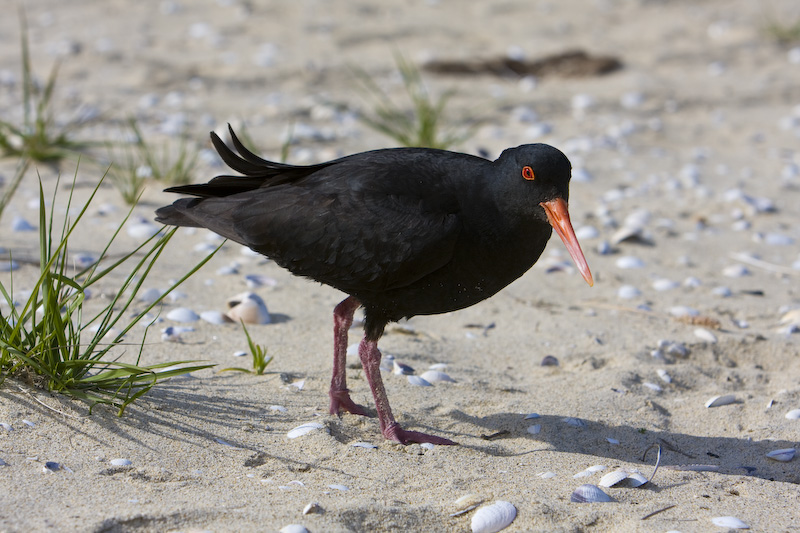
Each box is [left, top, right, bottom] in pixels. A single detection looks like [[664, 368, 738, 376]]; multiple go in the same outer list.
[[219, 322, 273, 375], [0, 165, 218, 415], [105, 117, 198, 205], [764, 18, 800, 44], [354, 53, 471, 149], [0, 12, 92, 163]]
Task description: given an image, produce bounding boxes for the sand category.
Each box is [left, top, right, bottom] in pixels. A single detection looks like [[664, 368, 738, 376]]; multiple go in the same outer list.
[[1, 0, 799, 531]]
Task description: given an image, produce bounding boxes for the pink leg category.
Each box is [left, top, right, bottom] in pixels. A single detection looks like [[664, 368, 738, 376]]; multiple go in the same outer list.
[[358, 337, 456, 445], [329, 297, 372, 417]]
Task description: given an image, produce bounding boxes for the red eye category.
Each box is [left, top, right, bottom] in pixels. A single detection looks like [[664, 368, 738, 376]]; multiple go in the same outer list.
[[522, 166, 535, 180]]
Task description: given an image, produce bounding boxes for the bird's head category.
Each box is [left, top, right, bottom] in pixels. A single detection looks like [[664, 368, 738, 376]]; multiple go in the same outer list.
[[495, 144, 593, 286]]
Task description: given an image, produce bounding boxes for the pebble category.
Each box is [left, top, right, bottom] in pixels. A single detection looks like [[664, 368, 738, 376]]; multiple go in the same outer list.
[[615, 256, 645, 269]]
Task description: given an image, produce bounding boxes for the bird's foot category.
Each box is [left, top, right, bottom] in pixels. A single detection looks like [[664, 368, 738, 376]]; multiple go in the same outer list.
[[384, 422, 456, 445], [329, 389, 373, 417]]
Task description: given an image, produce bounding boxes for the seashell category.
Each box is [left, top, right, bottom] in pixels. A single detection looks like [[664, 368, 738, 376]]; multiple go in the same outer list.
[[683, 276, 702, 288], [694, 328, 718, 343], [598, 470, 628, 487], [0, 260, 19, 272], [596, 240, 612, 255], [43, 461, 61, 473], [328, 484, 349, 491], [712, 286, 732, 297], [269, 405, 287, 412], [11, 216, 36, 232], [1, 422, 13, 431], [419, 370, 455, 383], [611, 225, 653, 246], [428, 363, 448, 370], [127, 221, 161, 240], [656, 369, 672, 384], [138, 287, 164, 304], [110, 458, 132, 466], [722, 264, 750, 278], [302, 502, 322, 515], [527, 424, 541, 435], [572, 168, 593, 183], [785, 409, 800, 420], [351, 442, 377, 449], [779, 309, 800, 327], [711, 516, 749, 529], [420, 442, 435, 450], [161, 326, 182, 342], [407, 375, 432, 387], [643, 382, 662, 392], [279, 525, 309, 533], [287, 422, 325, 439], [705, 394, 736, 408], [664, 341, 690, 358], [562, 417, 587, 428], [392, 360, 414, 375], [200, 310, 232, 325], [22, 419, 35, 427], [668, 306, 699, 317], [166, 307, 199, 323], [226, 292, 271, 324], [194, 242, 218, 253], [617, 285, 641, 299], [471, 500, 517, 533], [537, 471, 556, 479], [575, 225, 599, 239], [599, 469, 648, 488], [523, 413, 540, 420], [540, 355, 559, 366], [606, 437, 620, 445], [652, 278, 679, 291], [570, 484, 612, 503], [765, 448, 795, 462], [0, 458, 7, 466], [450, 493, 485, 517], [245, 274, 277, 288], [216, 264, 239, 275], [615, 256, 645, 269]]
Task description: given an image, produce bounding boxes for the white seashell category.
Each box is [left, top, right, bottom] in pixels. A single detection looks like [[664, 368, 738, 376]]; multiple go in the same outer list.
[[287, 422, 325, 439], [617, 285, 641, 299], [537, 471, 556, 479], [1, 422, 12, 432], [302, 502, 321, 515], [279, 525, 309, 533], [428, 363, 448, 370], [562, 417, 587, 428], [22, 419, 35, 427], [420, 442, 435, 450], [471, 500, 517, 533], [0, 458, 7, 466], [245, 274, 277, 288], [606, 437, 620, 445], [575, 225, 599, 239], [450, 493, 485, 516], [694, 328, 718, 343], [526, 424, 541, 435], [722, 264, 750, 278], [216, 264, 239, 276], [668, 306, 699, 317], [351, 442, 377, 449], [616, 256, 645, 269], [407, 375, 432, 387], [572, 168, 593, 183], [683, 276, 702, 288], [705, 394, 736, 408], [127, 221, 161, 240], [523, 413, 540, 420], [200, 310, 231, 325], [598, 470, 628, 487], [392, 360, 414, 375], [166, 307, 199, 323], [12, 216, 36, 232], [419, 370, 455, 383], [712, 286, 732, 297], [785, 409, 800, 420], [0, 260, 19, 272], [643, 382, 662, 392], [656, 369, 672, 383], [765, 448, 795, 462], [269, 405, 287, 412], [110, 458, 132, 466], [226, 292, 271, 324], [711, 516, 749, 529], [570, 484, 612, 503], [586, 465, 606, 473], [652, 278, 679, 291], [328, 484, 349, 491], [161, 326, 183, 342], [138, 287, 164, 304]]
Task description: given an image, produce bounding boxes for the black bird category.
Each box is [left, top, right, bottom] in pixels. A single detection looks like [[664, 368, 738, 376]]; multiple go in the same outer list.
[[156, 126, 593, 445]]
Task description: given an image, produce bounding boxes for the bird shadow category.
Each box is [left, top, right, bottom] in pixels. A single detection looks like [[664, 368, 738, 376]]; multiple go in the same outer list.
[[444, 410, 799, 485]]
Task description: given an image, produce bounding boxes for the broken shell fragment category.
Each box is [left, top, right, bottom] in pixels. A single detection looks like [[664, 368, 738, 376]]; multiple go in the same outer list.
[[471, 500, 517, 533], [226, 292, 271, 324], [450, 493, 486, 517], [599, 469, 648, 488], [765, 448, 795, 462], [302, 502, 322, 515], [570, 484, 613, 503], [711, 516, 749, 529], [287, 422, 325, 439], [705, 394, 736, 408]]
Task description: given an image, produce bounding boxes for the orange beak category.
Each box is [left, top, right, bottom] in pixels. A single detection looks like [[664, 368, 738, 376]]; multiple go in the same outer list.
[[540, 198, 594, 286]]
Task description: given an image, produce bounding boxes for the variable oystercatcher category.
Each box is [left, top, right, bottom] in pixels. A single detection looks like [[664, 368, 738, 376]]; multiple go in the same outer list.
[[156, 125, 593, 445]]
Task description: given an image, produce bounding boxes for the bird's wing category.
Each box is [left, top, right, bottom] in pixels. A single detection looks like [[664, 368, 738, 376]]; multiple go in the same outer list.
[[232, 158, 463, 294]]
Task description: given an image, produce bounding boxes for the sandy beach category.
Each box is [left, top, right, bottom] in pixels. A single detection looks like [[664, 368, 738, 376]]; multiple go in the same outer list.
[[1, 1, 800, 531]]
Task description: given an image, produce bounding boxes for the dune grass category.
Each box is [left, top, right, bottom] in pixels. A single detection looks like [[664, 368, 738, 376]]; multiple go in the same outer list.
[[0, 165, 218, 415]]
